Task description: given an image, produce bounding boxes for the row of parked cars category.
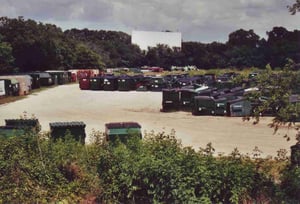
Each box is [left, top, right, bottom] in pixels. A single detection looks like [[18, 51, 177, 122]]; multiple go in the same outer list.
[[0, 118, 142, 144]]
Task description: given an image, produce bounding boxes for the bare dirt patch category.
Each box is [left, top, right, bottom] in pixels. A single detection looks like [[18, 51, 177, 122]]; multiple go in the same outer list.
[[0, 84, 296, 157]]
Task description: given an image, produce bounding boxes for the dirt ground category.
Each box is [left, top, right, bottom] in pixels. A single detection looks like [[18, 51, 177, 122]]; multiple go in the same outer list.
[[0, 84, 296, 157]]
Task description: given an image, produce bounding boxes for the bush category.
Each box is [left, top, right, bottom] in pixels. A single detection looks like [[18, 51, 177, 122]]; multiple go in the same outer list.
[[280, 166, 300, 202], [97, 131, 280, 203], [0, 132, 102, 203], [0, 129, 299, 203]]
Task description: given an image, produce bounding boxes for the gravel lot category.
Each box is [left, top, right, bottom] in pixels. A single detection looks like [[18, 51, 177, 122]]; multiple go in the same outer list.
[[0, 84, 296, 157]]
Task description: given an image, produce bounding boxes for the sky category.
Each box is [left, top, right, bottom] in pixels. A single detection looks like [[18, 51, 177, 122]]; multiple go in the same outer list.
[[0, 0, 299, 43]]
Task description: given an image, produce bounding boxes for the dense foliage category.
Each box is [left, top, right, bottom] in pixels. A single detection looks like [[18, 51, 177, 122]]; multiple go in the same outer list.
[[0, 17, 105, 74], [0, 129, 299, 203], [67, 27, 300, 70], [246, 60, 300, 142], [0, 35, 15, 74], [0, 16, 299, 74]]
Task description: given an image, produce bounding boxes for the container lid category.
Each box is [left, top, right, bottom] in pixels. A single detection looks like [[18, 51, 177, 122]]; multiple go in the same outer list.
[[105, 122, 141, 129], [49, 121, 86, 128]]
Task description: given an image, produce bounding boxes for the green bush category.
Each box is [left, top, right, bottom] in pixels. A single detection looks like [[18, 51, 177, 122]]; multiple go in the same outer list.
[[0, 132, 102, 203], [280, 166, 300, 202], [97, 131, 279, 203], [0, 129, 299, 203]]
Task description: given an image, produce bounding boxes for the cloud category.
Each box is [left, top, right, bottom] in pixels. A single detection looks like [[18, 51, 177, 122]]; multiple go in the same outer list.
[[1, 0, 299, 42]]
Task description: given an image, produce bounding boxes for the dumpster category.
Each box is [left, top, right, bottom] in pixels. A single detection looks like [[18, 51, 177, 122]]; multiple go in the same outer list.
[[118, 75, 135, 91], [105, 122, 142, 143], [136, 76, 151, 91], [49, 121, 86, 144], [37, 72, 53, 86], [46, 70, 69, 85], [180, 88, 198, 111], [149, 76, 167, 91], [226, 98, 252, 117], [28, 73, 41, 89], [90, 76, 104, 90], [79, 78, 90, 90], [192, 96, 216, 115], [132, 75, 145, 90], [103, 76, 118, 91], [0, 118, 40, 137], [0, 75, 31, 96], [214, 97, 228, 116], [0, 126, 25, 138], [5, 119, 40, 132], [9, 78, 20, 96], [161, 88, 180, 112], [192, 96, 227, 116]]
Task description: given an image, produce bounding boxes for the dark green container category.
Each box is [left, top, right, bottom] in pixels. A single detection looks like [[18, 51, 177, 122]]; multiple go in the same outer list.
[[214, 97, 228, 116], [118, 76, 135, 91], [193, 96, 218, 115], [161, 89, 180, 112], [226, 98, 252, 117], [46, 71, 69, 85], [103, 76, 118, 91], [0, 118, 40, 138], [49, 122, 86, 144], [5, 119, 40, 132], [90, 77, 104, 90], [105, 122, 142, 143], [180, 89, 198, 111], [37, 72, 53, 86], [0, 126, 25, 138], [28, 73, 41, 89]]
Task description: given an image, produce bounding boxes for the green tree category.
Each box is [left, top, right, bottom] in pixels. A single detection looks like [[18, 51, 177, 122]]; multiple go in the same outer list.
[[0, 35, 15, 74], [73, 44, 105, 69], [226, 29, 263, 68], [248, 60, 300, 142]]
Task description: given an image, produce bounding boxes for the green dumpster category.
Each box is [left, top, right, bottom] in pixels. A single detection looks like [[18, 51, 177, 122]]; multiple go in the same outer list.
[[118, 76, 135, 91], [192, 96, 227, 116], [49, 122, 86, 144], [105, 122, 142, 143], [226, 98, 252, 117], [90, 76, 104, 90], [161, 88, 180, 112]]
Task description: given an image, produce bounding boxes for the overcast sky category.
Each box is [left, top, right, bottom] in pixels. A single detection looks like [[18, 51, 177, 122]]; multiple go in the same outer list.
[[1, 0, 299, 42]]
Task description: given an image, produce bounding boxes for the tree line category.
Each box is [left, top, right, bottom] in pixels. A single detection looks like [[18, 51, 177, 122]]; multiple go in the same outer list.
[[0, 16, 299, 74]]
